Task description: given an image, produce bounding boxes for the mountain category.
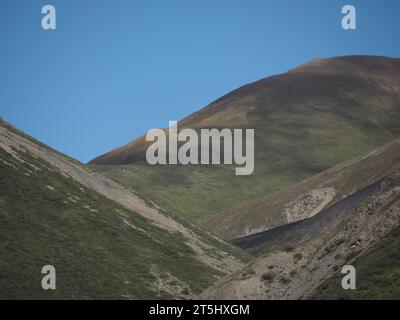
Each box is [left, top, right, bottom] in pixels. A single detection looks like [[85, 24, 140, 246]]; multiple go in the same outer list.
[[201, 138, 400, 299], [0, 119, 250, 299], [4, 55, 400, 300], [89, 55, 400, 228], [207, 134, 400, 240]]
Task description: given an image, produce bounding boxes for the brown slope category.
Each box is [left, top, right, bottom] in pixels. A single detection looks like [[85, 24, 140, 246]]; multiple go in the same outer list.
[[206, 137, 400, 240], [202, 176, 400, 299], [201, 161, 400, 299], [90, 55, 400, 165]]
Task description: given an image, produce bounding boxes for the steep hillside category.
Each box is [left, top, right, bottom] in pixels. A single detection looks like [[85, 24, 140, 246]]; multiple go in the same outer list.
[[311, 225, 400, 299], [0, 119, 250, 299], [201, 139, 400, 299], [90, 56, 400, 225], [207, 137, 400, 240], [202, 171, 400, 299]]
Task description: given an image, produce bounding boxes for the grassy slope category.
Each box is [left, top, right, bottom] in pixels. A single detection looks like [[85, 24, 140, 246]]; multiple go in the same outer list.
[[311, 226, 400, 300], [90, 57, 400, 226], [93, 85, 398, 224], [94, 163, 294, 223], [0, 143, 250, 299]]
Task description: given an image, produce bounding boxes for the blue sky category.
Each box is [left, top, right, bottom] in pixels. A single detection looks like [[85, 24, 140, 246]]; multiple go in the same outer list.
[[1, 0, 399, 162]]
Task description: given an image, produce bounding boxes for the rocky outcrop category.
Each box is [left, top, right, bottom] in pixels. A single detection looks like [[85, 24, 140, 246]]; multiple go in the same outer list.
[[202, 175, 400, 299]]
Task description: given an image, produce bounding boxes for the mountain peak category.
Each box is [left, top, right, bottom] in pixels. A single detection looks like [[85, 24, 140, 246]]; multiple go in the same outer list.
[[290, 55, 400, 76]]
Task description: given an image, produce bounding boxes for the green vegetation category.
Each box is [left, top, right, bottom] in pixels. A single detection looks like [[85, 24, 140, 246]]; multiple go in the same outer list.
[[93, 155, 312, 231], [95, 163, 295, 224], [0, 147, 237, 299], [311, 226, 400, 300], [92, 57, 400, 231]]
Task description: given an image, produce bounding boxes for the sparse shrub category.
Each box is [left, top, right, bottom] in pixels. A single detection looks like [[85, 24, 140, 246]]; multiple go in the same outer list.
[[334, 253, 342, 260], [279, 276, 291, 284], [181, 288, 190, 295], [294, 252, 303, 262], [168, 279, 179, 286], [239, 268, 255, 280], [333, 265, 340, 272], [261, 272, 275, 282]]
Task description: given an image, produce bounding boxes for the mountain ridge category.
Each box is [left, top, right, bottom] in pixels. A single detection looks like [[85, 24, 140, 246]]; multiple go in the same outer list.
[[89, 55, 400, 228], [90, 55, 400, 165]]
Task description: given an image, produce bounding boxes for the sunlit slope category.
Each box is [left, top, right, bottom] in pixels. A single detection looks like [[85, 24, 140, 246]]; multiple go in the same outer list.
[[0, 119, 250, 299], [90, 56, 400, 225]]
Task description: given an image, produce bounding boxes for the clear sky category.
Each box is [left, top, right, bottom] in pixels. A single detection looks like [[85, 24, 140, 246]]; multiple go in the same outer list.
[[1, 0, 399, 162]]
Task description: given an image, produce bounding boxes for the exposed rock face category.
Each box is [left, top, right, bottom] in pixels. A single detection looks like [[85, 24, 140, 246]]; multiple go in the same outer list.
[[202, 175, 400, 299], [284, 188, 336, 223]]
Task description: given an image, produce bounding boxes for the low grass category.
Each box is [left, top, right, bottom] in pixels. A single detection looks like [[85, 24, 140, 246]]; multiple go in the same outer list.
[[0, 147, 238, 299], [95, 163, 296, 224]]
